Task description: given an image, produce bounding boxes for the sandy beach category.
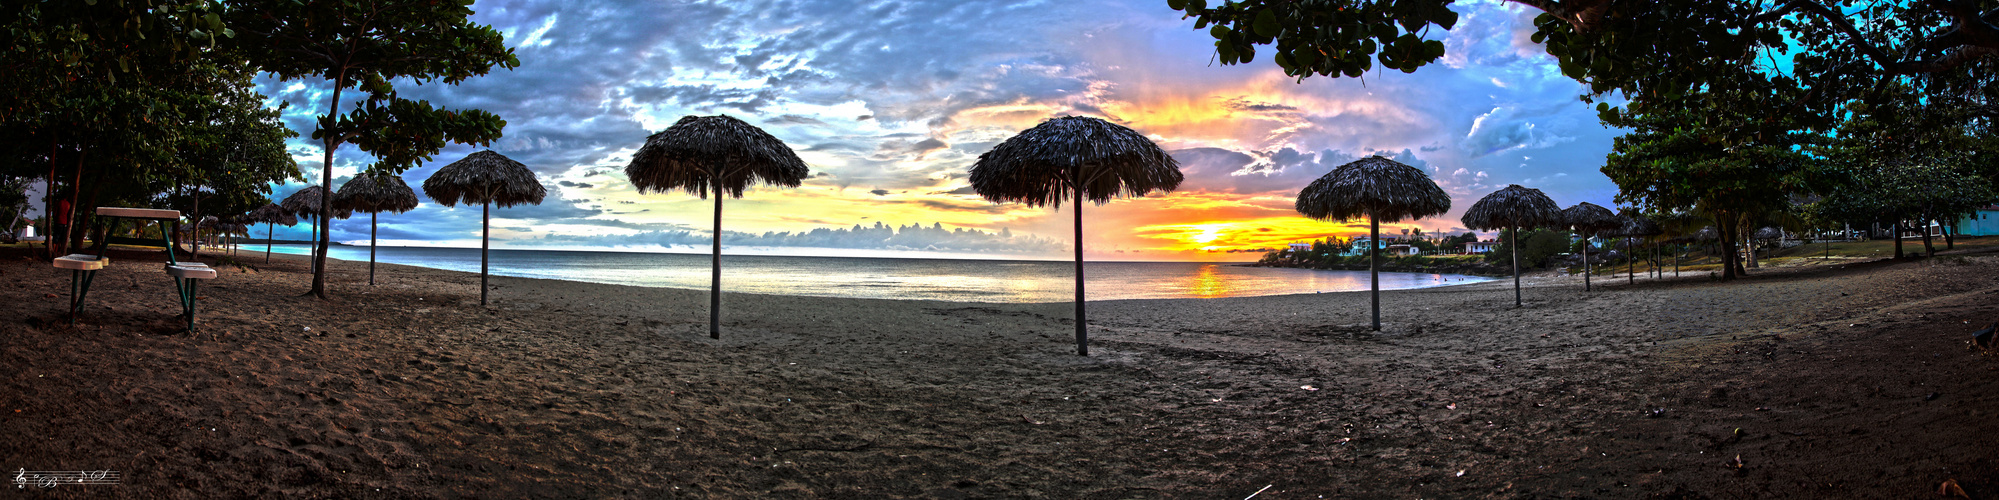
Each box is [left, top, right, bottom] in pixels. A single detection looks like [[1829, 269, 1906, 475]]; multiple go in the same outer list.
[[3, 245, 1997, 498]]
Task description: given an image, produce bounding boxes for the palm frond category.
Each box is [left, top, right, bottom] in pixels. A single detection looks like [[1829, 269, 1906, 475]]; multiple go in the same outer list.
[[1294, 156, 1450, 222], [334, 170, 421, 214], [1461, 184, 1560, 230], [968, 116, 1182, 208], [280, 186, 352, 219], [422, 150, 548, 208], [625, 115, 809, 199]]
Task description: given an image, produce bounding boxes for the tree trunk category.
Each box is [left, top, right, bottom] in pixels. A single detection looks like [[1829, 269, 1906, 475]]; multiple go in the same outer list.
[[1582, 232, 1592, 291], [44, 137, 56, 258], [309, 71, 348, 299], [1717, 215, 1738, 281], [190, 187, 202, 258], [710, 176, 724, 340], [1745, 236, 1758, 269], [65, 148, 87, 253], [1893, 220, 1904, 258], [1922, 218, 1934, 257], [76, 162, 106, 254]]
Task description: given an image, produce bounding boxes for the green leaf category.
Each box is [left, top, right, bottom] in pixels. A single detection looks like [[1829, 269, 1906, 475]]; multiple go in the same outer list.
[[1210, 24, 1230, 40], [1168, 0, 1186, 10], [1434, 8, 1458, 29], [1559, 60, 1582, 78], [1254, 9, 1279, 37]]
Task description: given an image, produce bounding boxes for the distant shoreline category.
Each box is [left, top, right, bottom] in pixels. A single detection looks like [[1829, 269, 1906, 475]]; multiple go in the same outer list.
[[1244, 259, 1514, 278]]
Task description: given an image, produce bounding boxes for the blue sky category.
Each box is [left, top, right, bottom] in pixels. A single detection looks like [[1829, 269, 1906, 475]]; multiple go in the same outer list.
[[251, 0, 1625, 260]]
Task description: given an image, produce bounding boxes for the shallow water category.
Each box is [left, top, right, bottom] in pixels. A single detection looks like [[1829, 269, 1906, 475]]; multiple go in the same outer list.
[[255, 244, 1493, 303]]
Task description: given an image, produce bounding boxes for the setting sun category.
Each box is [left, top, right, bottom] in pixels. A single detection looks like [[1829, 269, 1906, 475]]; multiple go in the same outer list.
[[1190, 224, 1225, 243]]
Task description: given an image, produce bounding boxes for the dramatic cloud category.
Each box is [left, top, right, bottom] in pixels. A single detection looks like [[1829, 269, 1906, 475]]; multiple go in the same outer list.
[[535, 221, 1064, 254], [253, 0, 1625, 260]]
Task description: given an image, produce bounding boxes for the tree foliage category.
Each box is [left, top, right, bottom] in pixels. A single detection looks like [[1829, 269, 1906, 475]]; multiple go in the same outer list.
[[1169, 0, 1999, 102], [224, 0, 518, 297], [1486, 228, 1567, 269]]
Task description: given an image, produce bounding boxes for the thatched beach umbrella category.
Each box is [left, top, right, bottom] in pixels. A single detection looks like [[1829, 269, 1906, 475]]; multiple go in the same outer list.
[[1295, 156, 1449, 331], [624, 114, 809, 339], [245, 203, 297, 264], [1462, 185, 1561, 307], [1561, 202, 1620, 291], [282, 186, 350, 274], [423, 150, 547, 307], [216, 220, 249, 257], [335, 170, 421, 286], [1619, 214, 1663, 282], [970, 116, 1182, 356]]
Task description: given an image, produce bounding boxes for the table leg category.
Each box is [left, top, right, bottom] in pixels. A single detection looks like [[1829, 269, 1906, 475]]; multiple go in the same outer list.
[[182, 277, 198, 332], [69, 268, 97, 324]]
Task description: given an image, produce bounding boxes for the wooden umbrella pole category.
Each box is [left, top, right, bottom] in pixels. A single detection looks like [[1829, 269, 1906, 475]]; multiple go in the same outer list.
[[369, 212, 377, 286], [481, 199, 490, 307], [265, 222, 273, 264], [1583, 232, 1592, 291], [710, 175, 724, 340], [1511, 223, 1521, 308], [1073, 180, 1088, 356], [1369, 216, 1380, 331]]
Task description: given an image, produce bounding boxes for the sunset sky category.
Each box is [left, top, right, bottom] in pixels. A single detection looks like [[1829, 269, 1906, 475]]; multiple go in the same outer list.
[[255, 0, 1625, 261]]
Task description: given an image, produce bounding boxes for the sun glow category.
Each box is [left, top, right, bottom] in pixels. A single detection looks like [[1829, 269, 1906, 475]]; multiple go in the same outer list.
[[1190, 224, 1225, 243]]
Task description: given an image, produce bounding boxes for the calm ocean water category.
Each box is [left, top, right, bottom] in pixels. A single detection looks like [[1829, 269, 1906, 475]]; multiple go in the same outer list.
[[253, 244, 1492, 303]]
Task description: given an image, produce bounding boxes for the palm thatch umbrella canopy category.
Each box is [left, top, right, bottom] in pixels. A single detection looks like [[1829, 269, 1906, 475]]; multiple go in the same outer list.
[[970, 115, 1182, 356], [423, 150, 548, 307], [1618, 214, 1664, 282], [1295, 156, 1449, 331], [1462, 184, 1561, 307], [281, 186, 350, 274], [335, 170, 422, 286], [245, 203, 297, 264], [625, 114, 809, 340], [1561, 202, 1620, 291]]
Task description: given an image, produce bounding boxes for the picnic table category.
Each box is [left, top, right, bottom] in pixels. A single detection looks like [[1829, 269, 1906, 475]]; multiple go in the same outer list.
[[53, 207, 216, 331]]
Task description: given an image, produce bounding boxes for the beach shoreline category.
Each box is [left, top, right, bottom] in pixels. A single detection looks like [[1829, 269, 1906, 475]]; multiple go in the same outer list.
[[236, 245, 1497, 303], [3, 245, 1996, 498]]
